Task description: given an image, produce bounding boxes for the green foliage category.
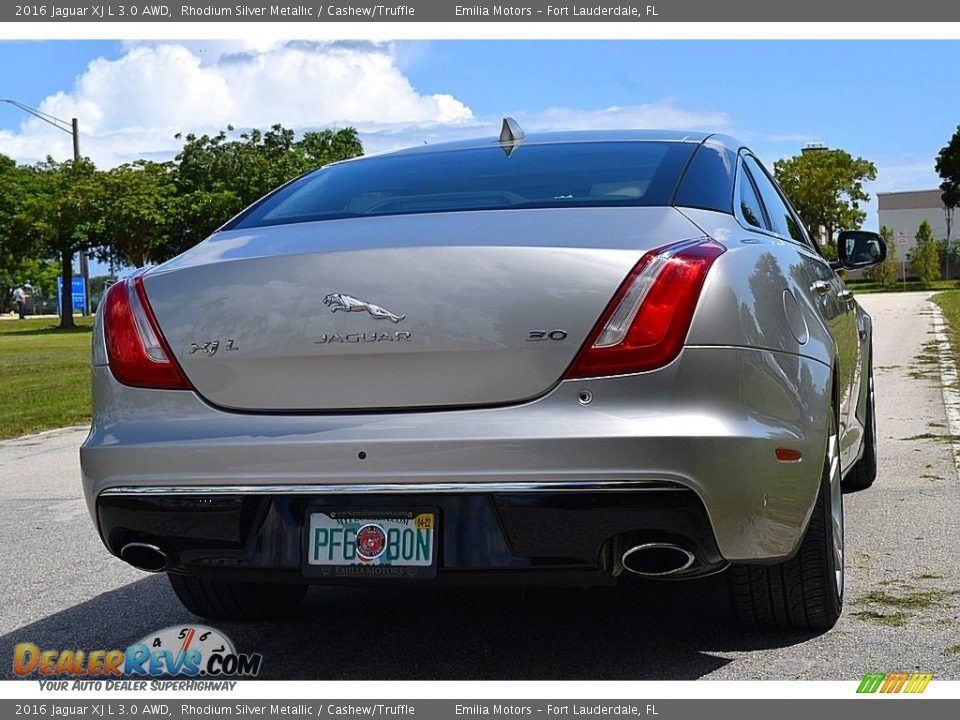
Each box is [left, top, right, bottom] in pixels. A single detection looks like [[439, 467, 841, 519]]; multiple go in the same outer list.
[[0, 154, 36, 310], [0, 256, 59, 313], [8, 157, 107, 327], [936, 124, 960, 210], [98, 160, 179, 267], [0, 124, 364, 318], [913, 220, 942, 284], [774, 149, 877, 244], [820, 240, 839, 262], [169, 124, 363, 253], [866, 226, 899, 286]]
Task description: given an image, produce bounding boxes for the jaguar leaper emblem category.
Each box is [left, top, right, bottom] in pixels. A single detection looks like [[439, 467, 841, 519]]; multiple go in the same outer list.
[[323, 293, 406, 323]]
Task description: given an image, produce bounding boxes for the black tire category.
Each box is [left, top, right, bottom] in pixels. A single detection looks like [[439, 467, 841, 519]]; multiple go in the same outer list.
[[844, 351, 877, 491], [168, 574, 307, 621], [728, 409, 844, 631]]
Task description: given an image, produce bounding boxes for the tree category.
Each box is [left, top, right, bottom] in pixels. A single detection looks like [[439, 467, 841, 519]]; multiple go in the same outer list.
[[913, 220, 941, 284], [0, 156, 65, 313], [0, 154, 30, 309], [774, 149, 877, 246], [99, 161, 178, 268], [167, 124, 363, 257], [866, 225, 899, 286], [0, 125, 365, 320], [14, 158, 106, 328], [936, 124, 960, 211]]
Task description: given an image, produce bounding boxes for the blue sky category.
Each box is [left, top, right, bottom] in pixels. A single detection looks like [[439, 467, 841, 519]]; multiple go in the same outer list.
[[1, 40, 957, 257]]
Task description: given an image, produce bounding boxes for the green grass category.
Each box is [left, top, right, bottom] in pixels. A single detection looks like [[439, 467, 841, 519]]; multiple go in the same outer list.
[[932, 291, 960, 376], [0, 317, 94, 439], [854, 580, 960, 629], [846, 279, 960, 294], [859, 588, 955, 611], [852, 609, 909, 627]]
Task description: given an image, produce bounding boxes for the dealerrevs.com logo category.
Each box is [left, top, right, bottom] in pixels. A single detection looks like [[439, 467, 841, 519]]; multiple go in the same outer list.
[[14, 625, 262, 687]]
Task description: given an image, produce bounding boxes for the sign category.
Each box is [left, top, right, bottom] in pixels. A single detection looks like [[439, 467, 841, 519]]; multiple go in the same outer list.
[[897, 230, 908, 244], [56, 276, 86, 314]]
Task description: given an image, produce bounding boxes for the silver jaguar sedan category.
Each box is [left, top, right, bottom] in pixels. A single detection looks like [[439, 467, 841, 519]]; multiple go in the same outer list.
[[81, 122, 885, 630]]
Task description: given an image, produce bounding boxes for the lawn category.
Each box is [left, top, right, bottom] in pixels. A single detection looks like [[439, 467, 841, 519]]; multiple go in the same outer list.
[[931, 291, 960, 372], [0, 316, 94, 439], [846, 279, 960, 294]]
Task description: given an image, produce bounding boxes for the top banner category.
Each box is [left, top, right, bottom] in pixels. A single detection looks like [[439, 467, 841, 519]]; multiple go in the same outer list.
[[6, 1, 960, 22]]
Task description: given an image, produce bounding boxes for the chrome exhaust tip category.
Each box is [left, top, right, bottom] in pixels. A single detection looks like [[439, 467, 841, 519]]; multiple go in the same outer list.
[[120, 542, 168, 573], [621, 542, 696, 577]]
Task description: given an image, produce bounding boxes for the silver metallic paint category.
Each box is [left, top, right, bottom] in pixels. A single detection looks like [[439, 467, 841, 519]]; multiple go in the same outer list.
[[142, 208, 705, 411], [82, 340, 830, 562], [82, 134, 874, 570], [680, 207, 869, 472]]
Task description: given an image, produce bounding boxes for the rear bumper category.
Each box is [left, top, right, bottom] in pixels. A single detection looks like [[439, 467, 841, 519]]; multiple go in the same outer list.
[[81, 344, 832, 571], [96, 485, 725, 586]]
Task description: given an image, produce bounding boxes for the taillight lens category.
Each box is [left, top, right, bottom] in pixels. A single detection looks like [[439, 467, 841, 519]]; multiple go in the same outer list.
[[565, 238, 725, 379], [103, 274, 191, 390]]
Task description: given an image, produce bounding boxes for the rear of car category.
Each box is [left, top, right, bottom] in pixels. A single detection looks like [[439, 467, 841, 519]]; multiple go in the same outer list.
[[81, 130, 850, 629]]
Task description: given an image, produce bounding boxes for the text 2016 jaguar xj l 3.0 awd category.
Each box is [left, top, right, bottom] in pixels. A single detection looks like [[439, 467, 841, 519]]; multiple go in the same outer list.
[[81, 122, 885, 630]]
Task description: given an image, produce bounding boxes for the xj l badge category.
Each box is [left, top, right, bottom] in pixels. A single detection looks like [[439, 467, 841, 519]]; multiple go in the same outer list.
[[323, 293, 406, 323]]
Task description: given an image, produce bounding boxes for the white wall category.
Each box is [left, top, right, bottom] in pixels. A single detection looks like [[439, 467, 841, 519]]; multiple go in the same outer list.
[[878, 207, 952, 259]]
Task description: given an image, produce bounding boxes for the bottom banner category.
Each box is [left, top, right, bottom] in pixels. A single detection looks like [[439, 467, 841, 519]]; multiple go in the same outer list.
[[1, 699, 955, 720]]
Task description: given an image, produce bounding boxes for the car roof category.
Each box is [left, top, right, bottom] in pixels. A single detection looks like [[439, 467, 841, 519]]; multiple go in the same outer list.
[[351, 130, 742, 163]]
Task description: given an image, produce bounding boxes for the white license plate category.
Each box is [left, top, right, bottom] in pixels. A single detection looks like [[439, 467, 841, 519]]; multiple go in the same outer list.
[[306, 511, 436, 569]]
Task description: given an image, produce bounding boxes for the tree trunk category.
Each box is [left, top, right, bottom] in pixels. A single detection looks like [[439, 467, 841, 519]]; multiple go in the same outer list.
[[60, 249, 76, 330]]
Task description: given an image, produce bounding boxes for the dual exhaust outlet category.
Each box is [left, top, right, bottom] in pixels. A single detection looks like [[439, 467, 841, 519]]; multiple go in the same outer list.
[[121, 540, 700, 578]]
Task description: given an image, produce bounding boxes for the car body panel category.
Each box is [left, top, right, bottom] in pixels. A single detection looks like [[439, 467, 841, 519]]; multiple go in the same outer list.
[[81, 130, 875, 588], [82, 339, 830, 563], [142, 207, 704, 411], [680, 205, 870, 473]]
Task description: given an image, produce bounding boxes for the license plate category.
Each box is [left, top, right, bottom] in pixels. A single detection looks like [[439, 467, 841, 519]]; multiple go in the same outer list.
[[305, 510, 437, 578]]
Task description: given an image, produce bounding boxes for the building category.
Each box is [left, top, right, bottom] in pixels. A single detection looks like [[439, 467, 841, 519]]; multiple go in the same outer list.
[[877, 189, 954, 262]]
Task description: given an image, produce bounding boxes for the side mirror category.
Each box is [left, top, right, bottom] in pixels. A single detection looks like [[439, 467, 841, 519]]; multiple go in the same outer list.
[[837, 230, 887, 269]]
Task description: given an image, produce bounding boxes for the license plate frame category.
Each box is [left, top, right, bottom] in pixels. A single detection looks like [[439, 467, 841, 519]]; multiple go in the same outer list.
[[302, 508, 438, 579]]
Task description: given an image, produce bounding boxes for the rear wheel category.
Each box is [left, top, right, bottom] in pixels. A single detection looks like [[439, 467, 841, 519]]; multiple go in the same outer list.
[[168, 574, 307, 621], [728, 408, 844, 630], [844, 351, 877, 491]]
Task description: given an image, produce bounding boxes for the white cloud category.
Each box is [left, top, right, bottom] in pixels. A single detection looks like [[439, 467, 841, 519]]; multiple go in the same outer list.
[[517, 99, 731, 133], [2, 41, 473, 167], [353, 99, 734, 157], [0, 42, 735, 168]]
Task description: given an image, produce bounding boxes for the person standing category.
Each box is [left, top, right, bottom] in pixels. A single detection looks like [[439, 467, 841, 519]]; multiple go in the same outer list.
[[13, 286, 27, 320]]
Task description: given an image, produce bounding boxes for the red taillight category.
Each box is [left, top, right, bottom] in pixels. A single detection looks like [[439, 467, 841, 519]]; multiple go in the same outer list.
[[565, 239, 725, 379], [103, 274, 192, 390]]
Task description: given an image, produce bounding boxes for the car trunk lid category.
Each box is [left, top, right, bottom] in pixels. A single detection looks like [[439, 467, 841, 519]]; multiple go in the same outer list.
[[143, 207, 702, 411]]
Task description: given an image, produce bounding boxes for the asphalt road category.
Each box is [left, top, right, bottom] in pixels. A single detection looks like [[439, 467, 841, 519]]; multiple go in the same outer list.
[[2, 291, 958, 680]]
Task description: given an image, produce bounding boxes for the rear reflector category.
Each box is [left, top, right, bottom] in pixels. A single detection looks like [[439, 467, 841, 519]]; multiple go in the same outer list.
[[103, 274, 191, 390], [775, 448, 803, 462], [565, 238, 725, 378]]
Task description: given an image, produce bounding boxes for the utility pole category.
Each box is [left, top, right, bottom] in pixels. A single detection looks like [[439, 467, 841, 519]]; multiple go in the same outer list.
[[72, 117, 90, 316], [948, 205, 955, 283]]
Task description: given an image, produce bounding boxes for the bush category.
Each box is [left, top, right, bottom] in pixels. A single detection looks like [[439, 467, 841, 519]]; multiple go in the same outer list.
[[913, 220, 941, 284]]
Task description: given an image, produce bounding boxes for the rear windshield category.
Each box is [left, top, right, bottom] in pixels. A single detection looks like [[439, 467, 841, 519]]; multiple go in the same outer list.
[[227, 141, 697, 229]]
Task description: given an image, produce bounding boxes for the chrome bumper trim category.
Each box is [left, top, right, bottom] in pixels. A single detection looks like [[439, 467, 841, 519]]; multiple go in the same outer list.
[[99, 480, 685, 497]]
